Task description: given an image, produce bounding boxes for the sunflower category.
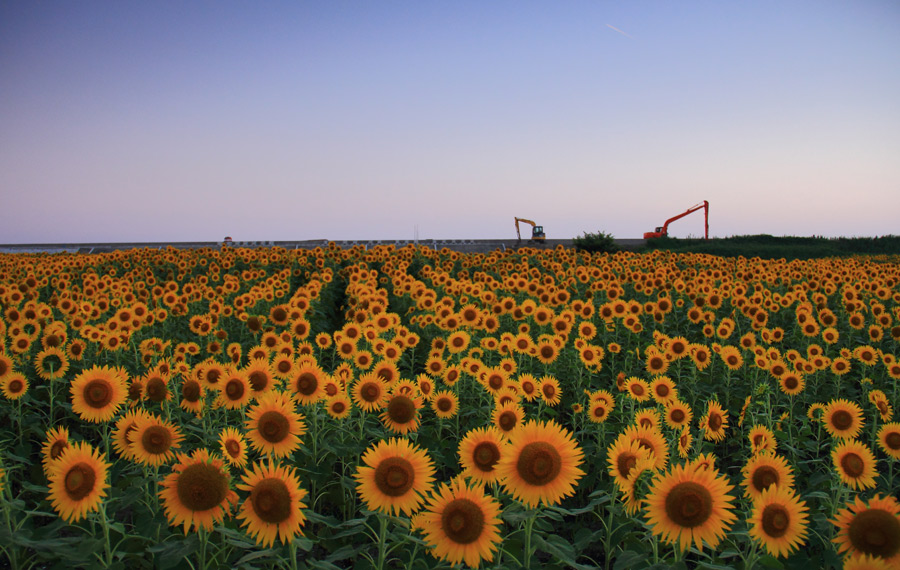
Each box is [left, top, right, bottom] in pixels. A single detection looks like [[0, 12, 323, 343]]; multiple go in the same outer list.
[[748, 425, 777, 455], [492, 401, 525, 437], [587, 400, 612, 423], [496, 419, 584, 508], [645, 351, 669, 376], [236, 459, 308, 547], [624, 377, 651, 403], [141, 370, 171, 404], [325, 393, 353, 420], [216, 367, 252, 409], [34, 346, 69, 381], [518, 374, 539, 402], [159, 448, 237, 534], [46, 441, 109, 523], [537, 376, 561, 406], [446, 330, 471, 354], [244, 357, 277, 395], [778, 372, 805, 396], [1, 372, 28, 400], [129, 415, 185, 467], [664, 400, 693, 430], [0, 353, 13, 379], [634, 408, 662, 431], [458, 426, 505, 486], [380, 392, 422, 435], [877, 422, 900, 459], [431, 390, 459, 419], [111, 409, 152, 461], [700, 401, 729, 442], [643, 462, 737, 552], [41, 426, 70, 476], [179, 377, 205, 415], [832, 494, 900, 565], [748, 485, 809, 558], [621, 424, 670, 471], [352, 373, 387, 412], [606, 437, 651, 491], [287, 361, 328, 405], [690, 344, 712, 370], [245, 391, 306, 458], [823, 399, 865, 439], [219, 427, 248, 468], [832, 439, 878, 490], [741, 453, 795, 500], [677, 428, 693, 459], [416, 477, 503, 568], [619, 455, 658, 515], [355, 437, 435, 516], [69, 365, 128, 423], [650, 376, 678, 404]]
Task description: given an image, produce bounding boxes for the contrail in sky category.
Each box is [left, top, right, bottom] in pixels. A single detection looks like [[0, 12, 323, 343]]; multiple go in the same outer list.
[[606, 24, 633, 39]]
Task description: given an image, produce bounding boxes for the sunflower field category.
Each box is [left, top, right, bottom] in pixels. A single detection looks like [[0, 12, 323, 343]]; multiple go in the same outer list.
[[1, 244, 899, 570]]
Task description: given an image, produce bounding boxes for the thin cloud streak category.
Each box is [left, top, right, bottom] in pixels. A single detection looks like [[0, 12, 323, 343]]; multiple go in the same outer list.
[[606, 24, 633, 39]]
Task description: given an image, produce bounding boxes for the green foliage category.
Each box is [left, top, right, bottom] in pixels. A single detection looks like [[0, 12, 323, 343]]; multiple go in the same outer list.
[[643, 234, 900, 260], [572, 230, 619, 253]]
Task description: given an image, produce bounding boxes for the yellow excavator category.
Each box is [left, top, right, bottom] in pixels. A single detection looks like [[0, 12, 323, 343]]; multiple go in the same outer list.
[[515, 217, 546, 242]]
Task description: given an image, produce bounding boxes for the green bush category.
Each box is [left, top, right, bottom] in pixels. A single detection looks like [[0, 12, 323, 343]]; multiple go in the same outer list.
[[572, 230, 618, 253]]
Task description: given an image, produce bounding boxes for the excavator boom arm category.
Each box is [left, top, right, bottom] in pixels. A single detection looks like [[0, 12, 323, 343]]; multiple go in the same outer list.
[[661, 201, 709, 238]]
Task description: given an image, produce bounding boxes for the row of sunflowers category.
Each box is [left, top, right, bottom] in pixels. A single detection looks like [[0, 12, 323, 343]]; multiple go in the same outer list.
[[0, 243, 899, 569]]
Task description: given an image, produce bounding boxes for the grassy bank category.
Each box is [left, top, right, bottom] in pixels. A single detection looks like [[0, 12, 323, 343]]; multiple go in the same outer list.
[[641, 234, 900, 260]]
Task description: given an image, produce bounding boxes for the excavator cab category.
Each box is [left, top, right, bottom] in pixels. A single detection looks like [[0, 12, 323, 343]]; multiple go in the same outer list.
[[532, 226, 545, 240], [515, 217, 546, 242]]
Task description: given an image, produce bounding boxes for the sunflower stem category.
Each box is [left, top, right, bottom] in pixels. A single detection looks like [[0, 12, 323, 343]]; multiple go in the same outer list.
[[523, 510, 537, 570], [375, 514, 388, 570], [98, 499, 114, 568], [198, 525, 209, 570]]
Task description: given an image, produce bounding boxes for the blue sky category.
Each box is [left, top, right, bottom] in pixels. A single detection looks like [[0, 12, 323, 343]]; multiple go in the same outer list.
[[1, 1, 898, 243]]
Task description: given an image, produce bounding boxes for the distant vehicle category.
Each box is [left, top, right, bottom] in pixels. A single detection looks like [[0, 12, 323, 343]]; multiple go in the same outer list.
[[643, 200, 709, 239], [515, 217, 546, 242], [222, 236, 233, 246]]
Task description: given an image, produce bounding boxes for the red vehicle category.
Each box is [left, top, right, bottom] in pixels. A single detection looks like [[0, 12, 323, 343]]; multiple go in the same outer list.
[[643, 200, 709, 239]]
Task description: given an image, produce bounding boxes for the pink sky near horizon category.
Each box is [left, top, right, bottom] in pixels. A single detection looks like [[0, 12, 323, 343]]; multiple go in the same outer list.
[[1, 2, 898, 244]]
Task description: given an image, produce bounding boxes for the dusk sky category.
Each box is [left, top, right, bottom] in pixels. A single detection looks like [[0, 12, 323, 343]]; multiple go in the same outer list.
[[2, 2, 898, 244]]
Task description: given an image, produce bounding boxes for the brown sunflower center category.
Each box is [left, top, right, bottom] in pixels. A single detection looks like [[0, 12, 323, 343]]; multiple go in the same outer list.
[[182, 380, 201, 402], [145, 377, 167, 402], [761, 504, 790, 538], [831, 410, 853, 431], [176, 463, 228, 512], [225, 439, 241, 458], [331, 401, 346, 414], [516, 442, 562, 486], [142, 425, 173, 455], [617, 452, 638, 479], [783, 376, 799, 390], [848, 509, 900, 558], [593, 405, 607, 419], [630, 384, 645, 396], [664, 481, 713, 528], [441, 498, 485, 545], [542, 385, 556, 399], [250, 477, 292, 523], [64, 462, 97, 501], [655, 385, 670, 398], [277, 360, 293, 374], [387, 395, 416, 424], [840, 452, 865, 478], [258, 411, 290, 443], [50, 440, 68, 460], [473, 442, 500, 472], [752, 466, 780, 492], [708, 412, 722, 431], [436, 397, 453, 412], [361, 382, 381, 402], [885, 432, 900, 450], [225, 379, 245, 400], [374, 457, 415, 497], [83, 379, 113, 409], [248, 371, 270, 392], [9, 379, 25, 393], [670, 409, 685, 423], [498, 411, 518, 432], [488, 375, 504, 390]]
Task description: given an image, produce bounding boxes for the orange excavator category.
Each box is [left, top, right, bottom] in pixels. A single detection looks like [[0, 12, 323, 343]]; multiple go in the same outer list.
[[643, 200, 709, 239], [515, 217, 546, 242]]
